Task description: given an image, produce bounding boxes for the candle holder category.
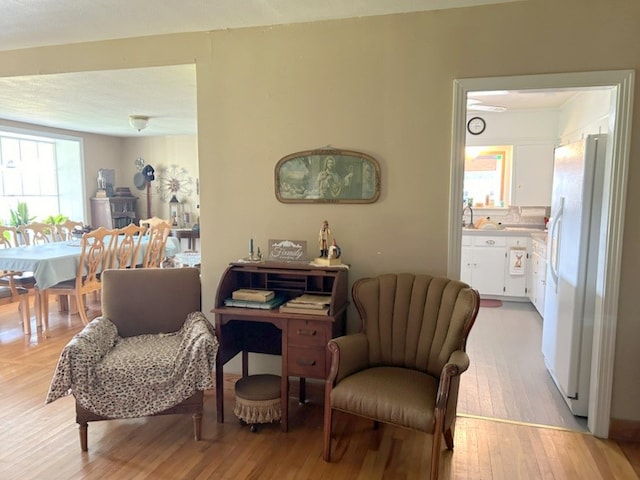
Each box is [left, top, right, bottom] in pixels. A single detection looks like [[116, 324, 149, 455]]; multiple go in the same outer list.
[[244, 239, 263, 262]]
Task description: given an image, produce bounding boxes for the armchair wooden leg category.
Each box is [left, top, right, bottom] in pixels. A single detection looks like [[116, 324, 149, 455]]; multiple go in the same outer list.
[[444, 427, 454, 450], [193, 412, 202, 440], [431, 409, 445, 480], [323, 405, 333, 461], [79, 422, 88, 452]]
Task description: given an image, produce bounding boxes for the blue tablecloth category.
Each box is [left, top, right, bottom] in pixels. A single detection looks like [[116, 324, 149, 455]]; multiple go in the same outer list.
[[0, 236, 181, 290]]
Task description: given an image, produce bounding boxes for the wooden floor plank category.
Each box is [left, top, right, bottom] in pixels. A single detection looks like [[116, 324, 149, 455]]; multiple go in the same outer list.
[[0, 299, 639, 479]]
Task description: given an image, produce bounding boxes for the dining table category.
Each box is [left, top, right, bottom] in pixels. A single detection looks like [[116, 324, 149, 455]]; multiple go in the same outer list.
[[0, 236, 181, 290]]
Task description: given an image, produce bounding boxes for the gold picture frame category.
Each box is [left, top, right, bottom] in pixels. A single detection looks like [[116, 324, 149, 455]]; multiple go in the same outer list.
[[275, 148, 381, 204]]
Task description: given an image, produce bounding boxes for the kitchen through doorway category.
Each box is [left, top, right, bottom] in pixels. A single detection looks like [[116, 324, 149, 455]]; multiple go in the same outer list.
[[448, 70, 634, 437]]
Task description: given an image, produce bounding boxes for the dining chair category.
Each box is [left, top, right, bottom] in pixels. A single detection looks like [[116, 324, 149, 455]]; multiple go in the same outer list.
[[139, 216, 171, 234], [55, 220, 84, 241], [111, 223, 145, 269], [0, 225, 40, 329], [0, 225, 20, 248], [142, 221, 172, 268], [38, 227, 113, 328], [19, 222, 55, 245], [0, 271, 31, 335]]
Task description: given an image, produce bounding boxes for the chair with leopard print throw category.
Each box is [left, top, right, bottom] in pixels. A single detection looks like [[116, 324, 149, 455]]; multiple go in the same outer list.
[[46, 267, 218, 451]]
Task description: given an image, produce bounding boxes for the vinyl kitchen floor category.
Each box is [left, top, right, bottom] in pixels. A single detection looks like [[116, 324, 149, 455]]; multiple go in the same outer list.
[[458, 300, 589, 432]]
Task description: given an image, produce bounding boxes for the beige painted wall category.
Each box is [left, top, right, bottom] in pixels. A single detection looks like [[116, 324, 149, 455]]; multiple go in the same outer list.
[[122, 136, 199, 222], [1, 0, 639, 427]]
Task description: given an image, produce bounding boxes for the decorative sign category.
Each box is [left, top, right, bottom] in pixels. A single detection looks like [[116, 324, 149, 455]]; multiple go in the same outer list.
[[268, 239, 308, 262]]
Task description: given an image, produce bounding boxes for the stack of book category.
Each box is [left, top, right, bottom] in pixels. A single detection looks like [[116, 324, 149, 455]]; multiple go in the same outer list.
[[224, 289, 286, 309], [280, 293, 332, 315]]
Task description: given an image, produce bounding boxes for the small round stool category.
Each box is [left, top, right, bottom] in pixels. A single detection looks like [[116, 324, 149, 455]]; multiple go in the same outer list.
[[234, 374, 282, 432]]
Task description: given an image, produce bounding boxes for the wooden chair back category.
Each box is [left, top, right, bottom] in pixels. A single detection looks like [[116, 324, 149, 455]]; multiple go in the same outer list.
[[76, 227, 113, 292], [0, 226, 19, 248], [19, 222, 54, 245], [139, 216, 170, 234], [55, 220, 84, 241], [142, 221, 172, 268], [39, 227, 113, 329], [111, 223, 145, 269]]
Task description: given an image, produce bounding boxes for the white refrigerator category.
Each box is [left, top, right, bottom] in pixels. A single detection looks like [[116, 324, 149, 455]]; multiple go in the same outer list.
[[541, 133, 607, 417]]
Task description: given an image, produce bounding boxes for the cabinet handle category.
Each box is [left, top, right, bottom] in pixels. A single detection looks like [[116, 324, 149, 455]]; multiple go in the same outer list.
[[296, 358, 316, 366], [485, 239, 496, 245], [297, 329, 317, 336]]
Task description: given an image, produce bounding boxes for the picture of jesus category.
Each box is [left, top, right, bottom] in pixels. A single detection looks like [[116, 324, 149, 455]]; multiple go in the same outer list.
[[316, 156, 354, 199]]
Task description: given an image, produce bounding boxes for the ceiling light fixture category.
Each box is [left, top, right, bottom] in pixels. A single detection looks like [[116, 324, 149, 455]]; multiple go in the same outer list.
[[128, 115, 149, 132]]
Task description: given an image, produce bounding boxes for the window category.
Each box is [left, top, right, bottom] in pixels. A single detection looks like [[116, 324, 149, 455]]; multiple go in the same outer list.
[[464, 145, 513, 208], [0, 129, 84, 224]]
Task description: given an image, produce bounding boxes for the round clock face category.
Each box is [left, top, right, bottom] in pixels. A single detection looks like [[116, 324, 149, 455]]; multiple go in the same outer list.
[[467, 117, 486, 135]]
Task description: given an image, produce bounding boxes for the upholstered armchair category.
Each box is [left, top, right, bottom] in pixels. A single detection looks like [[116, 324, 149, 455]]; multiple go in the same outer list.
[[323, 273, 479, 480], [46, 267, 218, 451]]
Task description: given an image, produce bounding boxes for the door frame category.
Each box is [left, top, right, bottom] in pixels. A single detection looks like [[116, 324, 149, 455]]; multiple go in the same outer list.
[[447, 70, 635, 438]]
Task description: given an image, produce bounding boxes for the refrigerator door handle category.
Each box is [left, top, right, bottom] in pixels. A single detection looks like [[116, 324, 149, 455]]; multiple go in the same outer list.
[[548, 197, 564, 293]]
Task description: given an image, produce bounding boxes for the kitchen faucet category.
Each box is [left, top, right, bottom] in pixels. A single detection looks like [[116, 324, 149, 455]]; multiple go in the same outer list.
[[462, 204, 474, 228]]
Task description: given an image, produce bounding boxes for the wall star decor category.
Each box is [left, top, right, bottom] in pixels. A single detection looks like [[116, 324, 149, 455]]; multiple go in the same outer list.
[[275, 147, 381, 204], [156, 164, 194, 202]]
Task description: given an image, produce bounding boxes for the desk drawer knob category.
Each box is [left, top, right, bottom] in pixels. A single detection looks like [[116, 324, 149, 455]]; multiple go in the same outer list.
[[297, 329, 317, 336], [296, 359, 316, 366]]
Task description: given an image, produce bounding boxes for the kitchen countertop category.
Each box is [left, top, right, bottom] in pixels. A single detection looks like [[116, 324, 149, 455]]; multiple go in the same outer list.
[[530, 231, 548, 241], [462, 227, 547, 237]]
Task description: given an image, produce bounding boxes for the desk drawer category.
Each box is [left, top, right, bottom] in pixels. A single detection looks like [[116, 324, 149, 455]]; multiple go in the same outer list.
[[287, 346, 326, 378], [288, 319, 328, 347]]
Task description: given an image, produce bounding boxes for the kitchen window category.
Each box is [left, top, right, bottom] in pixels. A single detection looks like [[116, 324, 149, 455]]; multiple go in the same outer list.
[[464, 145, 513, 208]]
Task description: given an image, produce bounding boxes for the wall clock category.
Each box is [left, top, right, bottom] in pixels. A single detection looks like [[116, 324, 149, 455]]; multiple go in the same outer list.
[[467, 116, 486, 135]]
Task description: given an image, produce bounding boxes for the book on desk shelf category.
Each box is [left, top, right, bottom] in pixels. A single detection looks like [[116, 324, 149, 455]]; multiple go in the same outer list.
[[231, 288, 275, 302], [285, 293, 331, 308], [279, 304, 330, 316], [224, 295, 286, 309]]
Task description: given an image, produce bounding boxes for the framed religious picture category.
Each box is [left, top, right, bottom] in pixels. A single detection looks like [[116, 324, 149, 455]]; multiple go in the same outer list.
[[275, 147, 381, 204]]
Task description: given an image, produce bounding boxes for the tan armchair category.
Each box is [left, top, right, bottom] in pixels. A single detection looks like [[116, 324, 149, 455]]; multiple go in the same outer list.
[[323, 273, 479, 480], [46, 268, 218, 451]]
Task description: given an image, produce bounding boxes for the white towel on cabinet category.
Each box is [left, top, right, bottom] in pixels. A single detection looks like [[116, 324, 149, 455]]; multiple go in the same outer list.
[[509, 247, 526, 275]]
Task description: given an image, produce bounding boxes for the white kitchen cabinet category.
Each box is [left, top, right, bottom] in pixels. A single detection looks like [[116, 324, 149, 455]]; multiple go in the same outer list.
[[461, 235, 507, 296], [462, 234, 531, 298], [512, 144, 554, 206], [529, 236, 547, 316], [504, 236, 529, 297]]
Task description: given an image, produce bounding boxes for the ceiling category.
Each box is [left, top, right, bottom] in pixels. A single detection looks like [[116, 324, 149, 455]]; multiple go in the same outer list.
[[0, 0, 529, 137]]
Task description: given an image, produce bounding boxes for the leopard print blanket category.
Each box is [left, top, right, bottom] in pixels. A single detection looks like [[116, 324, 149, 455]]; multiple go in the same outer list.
[[46, 311, 218, 418]]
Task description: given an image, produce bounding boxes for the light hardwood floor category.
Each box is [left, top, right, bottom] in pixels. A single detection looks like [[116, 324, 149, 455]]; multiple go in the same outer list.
[[459, 301, 587, 431], [0, 297, 639, 479]]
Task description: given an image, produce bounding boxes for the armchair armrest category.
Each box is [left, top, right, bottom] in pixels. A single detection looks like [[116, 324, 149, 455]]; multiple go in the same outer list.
[[69, 317, 119, 361], [326, 333, 369, 385], [46, 317, 118, 404], [435, 350, 470, 411]]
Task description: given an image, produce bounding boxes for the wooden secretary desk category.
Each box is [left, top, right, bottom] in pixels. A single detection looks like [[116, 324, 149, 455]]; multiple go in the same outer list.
[[212, 261, 348, 431]]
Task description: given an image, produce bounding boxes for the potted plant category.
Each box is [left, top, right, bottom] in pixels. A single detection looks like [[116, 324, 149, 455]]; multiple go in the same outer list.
[[9, 201, 35, 227]]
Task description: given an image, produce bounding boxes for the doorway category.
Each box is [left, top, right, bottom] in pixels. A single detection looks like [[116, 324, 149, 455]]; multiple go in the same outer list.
[[447, 70, 635, 438]]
